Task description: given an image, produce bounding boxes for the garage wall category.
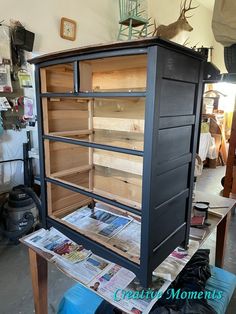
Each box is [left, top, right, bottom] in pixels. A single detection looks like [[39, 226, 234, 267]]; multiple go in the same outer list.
[[2, 0, 225, 71], [1, 0, 119, 54], [0, 0, 226, 190], [0, 0, 119, 191]]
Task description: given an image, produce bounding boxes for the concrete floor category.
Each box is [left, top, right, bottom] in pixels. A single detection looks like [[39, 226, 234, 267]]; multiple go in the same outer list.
[[0, 238, 75, 314], [0, 166, 235, 314], [197, 166, 236, 313]]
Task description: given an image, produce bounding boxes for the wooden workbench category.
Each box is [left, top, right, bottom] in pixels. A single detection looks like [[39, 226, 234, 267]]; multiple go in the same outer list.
[[194, 191, 235, 268], [22, 191, 235, 314]]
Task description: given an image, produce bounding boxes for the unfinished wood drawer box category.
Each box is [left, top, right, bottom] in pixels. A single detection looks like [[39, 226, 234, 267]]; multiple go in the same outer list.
[[79, 55, 147, 92], [40, 63, 74, 93], [43, 97, 145, 150], [46, 140, 143, 209], [31, 38, 204, 286]]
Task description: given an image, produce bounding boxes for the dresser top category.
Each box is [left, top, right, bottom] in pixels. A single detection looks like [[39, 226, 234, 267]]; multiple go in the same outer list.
[[29, 37, 204, 65]]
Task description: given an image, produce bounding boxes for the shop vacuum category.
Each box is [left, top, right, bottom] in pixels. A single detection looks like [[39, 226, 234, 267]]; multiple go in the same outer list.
[[0, 131, 42, 243], [0, 185, 41, 243]]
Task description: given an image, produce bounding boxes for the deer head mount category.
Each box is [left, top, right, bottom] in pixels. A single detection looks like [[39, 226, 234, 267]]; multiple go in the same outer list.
[[153, 0, 198, 41]]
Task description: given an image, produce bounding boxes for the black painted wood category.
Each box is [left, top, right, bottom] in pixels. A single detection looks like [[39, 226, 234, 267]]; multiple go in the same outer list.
[[159, 115, 195, 129], [160, 80, 196, 117], [139, 45, 204, 286], [157, 126, 192, 163], [28, 37, 203, 65], [43, 135, 144, 157], [152, 192, 188, 245], [35, 65, 47, 228], [162, 50, 200, 82]]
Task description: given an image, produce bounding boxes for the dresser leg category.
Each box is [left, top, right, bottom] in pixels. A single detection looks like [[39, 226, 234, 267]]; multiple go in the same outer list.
[[29, 248, 48, 314]]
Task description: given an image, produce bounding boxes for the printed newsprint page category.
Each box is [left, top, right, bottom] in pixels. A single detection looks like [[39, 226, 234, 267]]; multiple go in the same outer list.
[[153, 239, 200, 281], [62, 206, 133, 240], [23, 228, 171, 314], [55, 254, 111, 285], [89, 264, 171, 314], [63, 205, 141, 261], [24, 228, 91, 264], [107, 220, 141, 259]]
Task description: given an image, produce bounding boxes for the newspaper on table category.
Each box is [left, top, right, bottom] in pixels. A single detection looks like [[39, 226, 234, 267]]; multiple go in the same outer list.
[[54, 254, 111, 285], [25, 228, 91, 264], [153, 239, 200, 281], [89, 264, 171, 314], [24, 228, 171, 314], [190, 227, 206, 240], [24, 227, 200, 314], [107, 220, 141, 259], [62, 206, 132, 239]]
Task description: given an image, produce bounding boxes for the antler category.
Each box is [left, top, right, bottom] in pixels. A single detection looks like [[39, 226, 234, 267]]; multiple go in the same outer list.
[[180, 0, 199, 18]]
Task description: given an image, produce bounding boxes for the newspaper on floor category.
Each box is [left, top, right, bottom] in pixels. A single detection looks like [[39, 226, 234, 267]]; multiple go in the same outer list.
[[153, 239, 200, 281], [62, 206, 132, 239], [24, 228, 91, 264]]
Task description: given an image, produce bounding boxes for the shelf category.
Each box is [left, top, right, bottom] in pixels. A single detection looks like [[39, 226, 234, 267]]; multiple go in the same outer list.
[[54, 216, 140, 264], [48, 171, 142, 210], [40, 92, 147, 98], [43, 135, 144, 156], [47, 215, 141, 278], [50, 165, 92, 178], [93, 188, 141, 210], [46, 176, 142, 217], [46, 133, 143, 208], [45, 139, 143, 176], [48, 130, 93, 137], [49, 129, 144, 151], [42, 96, 145, 153], [47, 185, 141, 264]]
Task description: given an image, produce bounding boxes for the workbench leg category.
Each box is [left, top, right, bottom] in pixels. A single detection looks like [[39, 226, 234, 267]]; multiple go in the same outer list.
[[29, 248, 48, 314], [215, 213, 230, 268]]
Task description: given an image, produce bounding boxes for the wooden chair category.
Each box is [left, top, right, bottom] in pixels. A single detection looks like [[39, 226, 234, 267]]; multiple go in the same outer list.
[[117, 0, 148, 40]]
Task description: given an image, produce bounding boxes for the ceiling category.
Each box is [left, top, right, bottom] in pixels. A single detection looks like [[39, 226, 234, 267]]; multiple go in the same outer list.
[[197, 0, 215, 10]]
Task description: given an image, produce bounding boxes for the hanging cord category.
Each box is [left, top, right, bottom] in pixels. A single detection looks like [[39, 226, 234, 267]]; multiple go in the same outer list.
[[0, 159, 23, 164]]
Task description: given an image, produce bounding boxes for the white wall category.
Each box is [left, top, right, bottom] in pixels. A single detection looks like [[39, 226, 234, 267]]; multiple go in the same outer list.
[[0, 0, 120, 190], [1, 0, 226, 69], [0, 0, 227, 189], [148, 0, 226, 72], [1, 0, 119, 54]]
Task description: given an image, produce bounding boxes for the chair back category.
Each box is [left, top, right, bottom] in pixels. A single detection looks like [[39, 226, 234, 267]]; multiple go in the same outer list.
[[119, 0, 145, 20]]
